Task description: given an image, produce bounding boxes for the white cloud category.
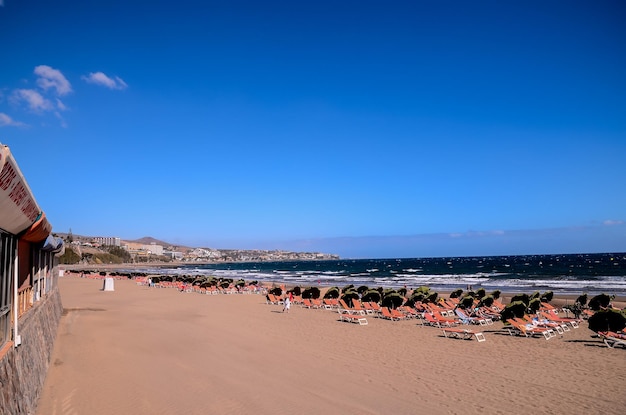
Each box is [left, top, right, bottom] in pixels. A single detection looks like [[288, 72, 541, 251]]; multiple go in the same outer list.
[[448, 230, 505, 239], [603, 220, 624, 226], [0, 112, 26, 127], [13, 89, 53, 111], [56, 98, 67, 111], [2, 66, 71, 128], [53, 111, 67, 128], [34, 65, 72, 95], [82, 72, 128, 90]]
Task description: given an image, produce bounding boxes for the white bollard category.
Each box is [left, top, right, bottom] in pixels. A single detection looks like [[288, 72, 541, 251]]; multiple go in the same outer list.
[[103, 277, 115, 291]]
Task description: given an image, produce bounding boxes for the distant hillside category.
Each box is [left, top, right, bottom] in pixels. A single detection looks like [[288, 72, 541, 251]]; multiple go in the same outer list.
[[55, 234, 338, 259], [55, 233, 192, 252], [56, 233, 340, 264], [126, 236, 174, 247], [123, 237, 193, 253]]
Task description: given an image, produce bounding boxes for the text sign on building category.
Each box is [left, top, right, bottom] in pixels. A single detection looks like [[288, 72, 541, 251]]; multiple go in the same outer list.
[[0, 146, 41, 235]]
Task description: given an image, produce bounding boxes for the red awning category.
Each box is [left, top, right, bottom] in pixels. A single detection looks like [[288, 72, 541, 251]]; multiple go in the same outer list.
[[20, 212, 52, 243]]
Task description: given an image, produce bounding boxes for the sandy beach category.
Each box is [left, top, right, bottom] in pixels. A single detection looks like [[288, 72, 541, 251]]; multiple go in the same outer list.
[[35, 275, 626, 415]]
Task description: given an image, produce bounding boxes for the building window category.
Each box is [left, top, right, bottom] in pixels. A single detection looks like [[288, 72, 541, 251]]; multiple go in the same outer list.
[[0, 230, 17, 348]]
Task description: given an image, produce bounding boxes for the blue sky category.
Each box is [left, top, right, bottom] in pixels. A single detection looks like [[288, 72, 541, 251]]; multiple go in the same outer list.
[[1, 0, 625, 258]]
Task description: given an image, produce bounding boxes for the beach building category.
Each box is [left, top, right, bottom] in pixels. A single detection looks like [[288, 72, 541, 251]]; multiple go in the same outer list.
[[0, 143, 65, 414], [163, 249, 184, 260], [93, 236, 121, 247], [144, 242, 163, 256]]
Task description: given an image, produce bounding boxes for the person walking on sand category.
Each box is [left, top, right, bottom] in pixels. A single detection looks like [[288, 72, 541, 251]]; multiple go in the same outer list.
[[283, 295, 291, 313]]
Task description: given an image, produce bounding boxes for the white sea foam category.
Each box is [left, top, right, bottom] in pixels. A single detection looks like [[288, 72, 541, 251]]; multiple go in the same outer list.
[[113, 257, 626, 295]]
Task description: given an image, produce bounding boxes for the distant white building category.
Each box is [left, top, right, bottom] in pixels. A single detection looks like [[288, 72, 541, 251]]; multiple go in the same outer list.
[[142, 242, 163, 256], [164, 250, 183, 260], [186, 248, 222, 260], [93, 236, 121, 247]]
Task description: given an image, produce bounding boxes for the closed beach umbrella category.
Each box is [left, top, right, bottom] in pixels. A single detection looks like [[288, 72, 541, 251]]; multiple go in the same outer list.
[[323, 287, 340, 299], [459, 296, 475, 309], [409, 292, 426, 303], [528, 298, 541, 313], [341, 290, 359, 306], [415, 286, 430, 295], [415, 285, 430, 294], [501, 301, 527, 322], [510, 293, 530, 306], [588, 294, 612, 311], [450, 289, 464, 299], [382, 288, 397, 297], [361, 290, 381, 303], [426, 292, 439, 304], [269, 287, 282, 296], [575, 293, 588, 307], [588, 309, 626, 333], [357, 285, 370, 295], [479, 295, 494, 308], [302, 286, 321, 299], [405, 292, 425, 308], [382, 292, 403, 309], [341, 284, 355, 293]]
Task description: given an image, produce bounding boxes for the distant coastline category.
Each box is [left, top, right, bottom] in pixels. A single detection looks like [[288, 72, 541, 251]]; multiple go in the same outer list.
[[58, 233, 340, 265]]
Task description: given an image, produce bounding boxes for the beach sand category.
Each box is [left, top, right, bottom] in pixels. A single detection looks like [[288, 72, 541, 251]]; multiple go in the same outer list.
[[35, 276, 626, 415]]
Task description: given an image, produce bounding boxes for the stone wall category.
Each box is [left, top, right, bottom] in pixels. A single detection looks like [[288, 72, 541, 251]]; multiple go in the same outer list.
[[0, 287, 63, 415]]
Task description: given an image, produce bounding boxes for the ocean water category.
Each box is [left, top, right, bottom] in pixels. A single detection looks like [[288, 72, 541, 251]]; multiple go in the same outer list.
[[134, 252, 626, 296]]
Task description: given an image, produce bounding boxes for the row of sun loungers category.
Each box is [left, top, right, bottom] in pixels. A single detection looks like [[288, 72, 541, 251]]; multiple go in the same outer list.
[[506, 318, 558, 340], [539, 310, 580, 328], [333, 299, 488, 340], [330, 298, 490, 340], [266, 294, 603, 345], [504, 311, 582, 340], [136, 278, 264, 295]]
